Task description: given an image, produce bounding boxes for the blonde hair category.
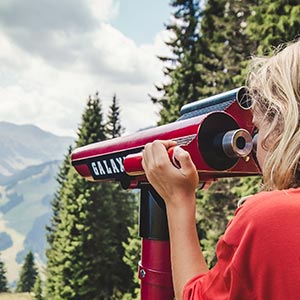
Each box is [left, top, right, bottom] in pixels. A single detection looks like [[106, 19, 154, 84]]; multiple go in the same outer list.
[[247, 40, 300, 191]]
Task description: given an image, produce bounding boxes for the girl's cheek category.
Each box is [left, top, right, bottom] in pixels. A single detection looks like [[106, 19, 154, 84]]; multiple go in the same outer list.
[[256, 133, 267, 169]]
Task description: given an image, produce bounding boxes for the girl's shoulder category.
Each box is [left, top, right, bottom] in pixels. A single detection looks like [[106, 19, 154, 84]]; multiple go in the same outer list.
[[238, 187, 300, 217], [224, 187, 300, 245]]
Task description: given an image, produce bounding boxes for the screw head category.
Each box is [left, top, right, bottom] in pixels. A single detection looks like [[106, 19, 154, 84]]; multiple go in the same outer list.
[[140, 269, 146, 278]]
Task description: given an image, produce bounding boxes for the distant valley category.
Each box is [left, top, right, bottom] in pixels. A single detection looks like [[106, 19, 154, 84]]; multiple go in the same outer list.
[[0, 121, 73, 285]]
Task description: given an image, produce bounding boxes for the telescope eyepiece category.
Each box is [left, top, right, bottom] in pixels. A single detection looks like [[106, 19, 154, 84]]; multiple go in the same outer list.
[[221, 129, 253, 158]]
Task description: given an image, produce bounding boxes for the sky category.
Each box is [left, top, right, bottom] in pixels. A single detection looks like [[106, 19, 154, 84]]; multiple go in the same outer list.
[[0, 0, 173, 137]]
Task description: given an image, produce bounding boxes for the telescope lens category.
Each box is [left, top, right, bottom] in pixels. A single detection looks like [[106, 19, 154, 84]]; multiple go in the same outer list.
[[237, 86, 252, 110], [198, 113, 254, 171], [236, 136, 246, 150], [198, 113, 239, 170]]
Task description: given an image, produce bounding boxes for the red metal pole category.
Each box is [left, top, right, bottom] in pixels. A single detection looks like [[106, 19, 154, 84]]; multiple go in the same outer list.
[[139, 186, 174, 300], [139, 239, 174, 299]]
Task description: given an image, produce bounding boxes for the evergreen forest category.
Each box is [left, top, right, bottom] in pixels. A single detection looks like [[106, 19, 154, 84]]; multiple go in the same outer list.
[[2, 0, 296, 299]]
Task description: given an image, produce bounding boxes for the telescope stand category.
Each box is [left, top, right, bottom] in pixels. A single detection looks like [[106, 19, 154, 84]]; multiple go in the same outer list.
[[138, 185, 174, 299]]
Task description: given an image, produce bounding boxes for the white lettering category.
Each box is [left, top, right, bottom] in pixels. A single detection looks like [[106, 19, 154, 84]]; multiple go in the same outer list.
[[91, 162, 99, 175], [103, 160, 112, 174], [115, 157, 125, 172], [97, 161, 106, 175], [110, 159, 119, 173], [91, 156, 127, 177]]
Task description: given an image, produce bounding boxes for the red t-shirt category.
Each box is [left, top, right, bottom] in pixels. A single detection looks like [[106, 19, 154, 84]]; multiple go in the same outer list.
[[183, 187, 300, 300]]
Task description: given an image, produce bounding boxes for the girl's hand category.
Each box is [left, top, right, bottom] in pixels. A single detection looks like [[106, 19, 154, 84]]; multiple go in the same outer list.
[[142, 140, 199, 209]]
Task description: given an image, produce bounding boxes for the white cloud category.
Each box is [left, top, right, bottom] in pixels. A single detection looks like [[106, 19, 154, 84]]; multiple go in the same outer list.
[[0, 0, 171, 137], [87, 0, 120, 22]]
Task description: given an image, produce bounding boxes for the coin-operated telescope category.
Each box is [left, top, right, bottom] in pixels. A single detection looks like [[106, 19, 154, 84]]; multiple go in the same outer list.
[[71, 87, 260, 189], [71, 87, 260, 300]]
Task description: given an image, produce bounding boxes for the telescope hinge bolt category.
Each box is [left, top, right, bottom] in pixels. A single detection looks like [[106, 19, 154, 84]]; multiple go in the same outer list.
[[140, 269, 146, 278]]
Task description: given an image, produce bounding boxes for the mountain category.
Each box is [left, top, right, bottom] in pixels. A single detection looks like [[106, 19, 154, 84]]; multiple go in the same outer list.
[[0, 122, 74, 285], [0, 121, 73, 176]]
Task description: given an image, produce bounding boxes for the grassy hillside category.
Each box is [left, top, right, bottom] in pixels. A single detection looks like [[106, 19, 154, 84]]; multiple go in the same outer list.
[[0, 293, 32, 300]]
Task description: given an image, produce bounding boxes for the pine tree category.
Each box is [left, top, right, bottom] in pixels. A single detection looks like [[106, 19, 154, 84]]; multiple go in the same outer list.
[[76, 92, 106, 147], [33, 273, 43, 300], [247, 0, 300, 54], [151, 0, 204, 124], [16, 251, 37, 293], [195, 0, 228, 96], [105, 94, 124, 138], [46, 92, 135, 299], [121, 222, 140, 300], [222, 0, 259, 86], [46, 146, 72, 245], [0, 256, 8, 293], [46, 92, 106, 299], [198, 0, 258, 95], [45, 146, 73, 296]]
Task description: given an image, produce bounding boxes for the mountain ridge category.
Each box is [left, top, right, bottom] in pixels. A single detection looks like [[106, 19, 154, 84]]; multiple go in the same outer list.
[[0, 121, 74, 284], [0, 121, 73, 176]]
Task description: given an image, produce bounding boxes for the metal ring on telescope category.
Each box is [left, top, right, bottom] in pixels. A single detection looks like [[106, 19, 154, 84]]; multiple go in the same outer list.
[[222, 129, 253, 158]]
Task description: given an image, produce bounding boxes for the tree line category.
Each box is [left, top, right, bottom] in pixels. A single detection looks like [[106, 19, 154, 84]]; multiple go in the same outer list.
[[26, 0, 300, 299], [45, 93, 137, 299]]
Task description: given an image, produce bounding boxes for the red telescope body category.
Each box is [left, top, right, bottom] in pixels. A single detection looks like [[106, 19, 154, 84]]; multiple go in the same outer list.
[[71, 87, 260, 189]]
